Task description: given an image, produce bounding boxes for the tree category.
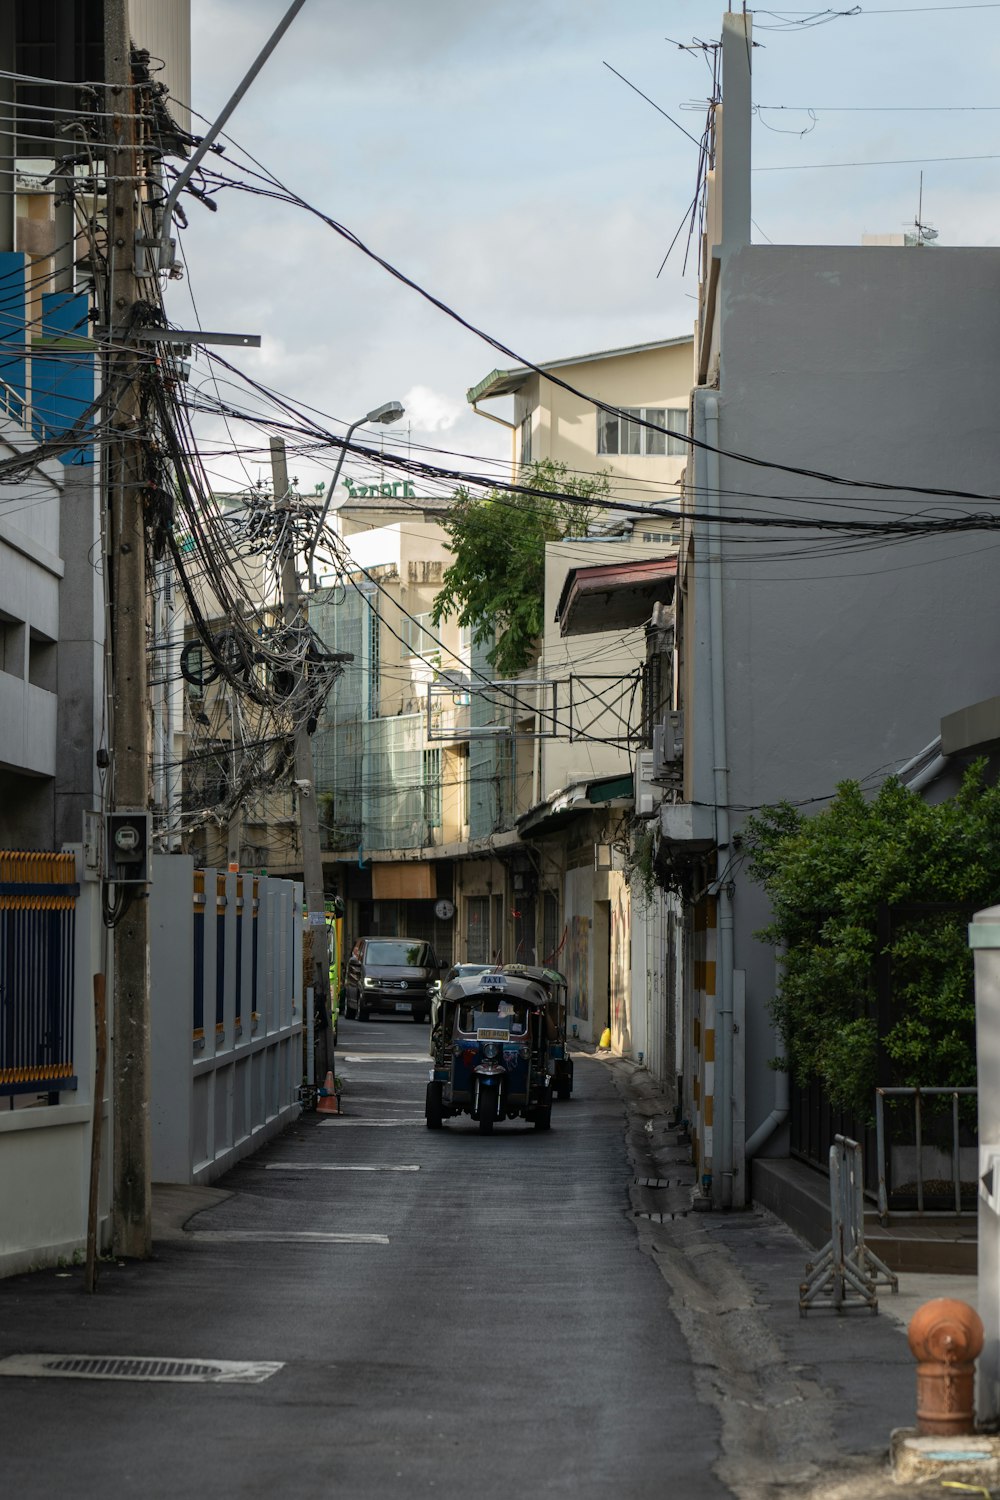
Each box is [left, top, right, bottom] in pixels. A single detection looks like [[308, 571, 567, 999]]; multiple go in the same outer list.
[[742, 763, 1000, 1113], [430, 459, 610, 679]]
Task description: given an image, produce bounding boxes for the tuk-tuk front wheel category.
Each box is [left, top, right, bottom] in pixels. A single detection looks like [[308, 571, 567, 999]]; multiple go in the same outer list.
[[477, 1082, 499, 1133]]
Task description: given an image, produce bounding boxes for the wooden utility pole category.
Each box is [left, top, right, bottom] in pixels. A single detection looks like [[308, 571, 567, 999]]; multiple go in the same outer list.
[[105, 0, 152, 1258], [271, 438, 331, 1061]]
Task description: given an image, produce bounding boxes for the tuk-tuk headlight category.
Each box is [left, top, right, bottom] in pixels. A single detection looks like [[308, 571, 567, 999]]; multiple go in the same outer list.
[[482, 1041, 500, 1062]]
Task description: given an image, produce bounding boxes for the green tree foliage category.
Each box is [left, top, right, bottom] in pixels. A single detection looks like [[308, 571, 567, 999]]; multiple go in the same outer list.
[[742, 763, 1000, 1113], [430, 460, 610, 679]]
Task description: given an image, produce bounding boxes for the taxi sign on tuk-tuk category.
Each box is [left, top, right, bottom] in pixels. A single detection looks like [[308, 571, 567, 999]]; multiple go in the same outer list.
[[478, 973, 507, 990]]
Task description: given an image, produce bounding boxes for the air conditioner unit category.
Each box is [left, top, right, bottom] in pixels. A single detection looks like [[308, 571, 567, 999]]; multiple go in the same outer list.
[[652, 711, 683, 779], [636, 750, 656, 817]]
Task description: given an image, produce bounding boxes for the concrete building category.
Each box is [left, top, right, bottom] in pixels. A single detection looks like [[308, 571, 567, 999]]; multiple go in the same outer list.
[[661, 12, 1000, 1208], [304, 340, 690, 1058]]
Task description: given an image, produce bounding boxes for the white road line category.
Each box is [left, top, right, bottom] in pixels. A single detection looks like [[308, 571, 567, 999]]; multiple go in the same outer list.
[[319, 1118, 425, 1128], [187, 1231, 389, 1244], [340, 1054, 429, 1063], [265, 1163, 419, 1172], [339, 1097, 421, 1105]]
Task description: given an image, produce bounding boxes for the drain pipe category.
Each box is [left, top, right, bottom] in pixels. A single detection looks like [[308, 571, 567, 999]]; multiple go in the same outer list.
[[745, 947, 790, 1162], [705, 393, 735, 1209]]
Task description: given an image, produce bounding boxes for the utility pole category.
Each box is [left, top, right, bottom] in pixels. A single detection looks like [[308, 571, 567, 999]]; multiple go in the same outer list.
[[105, 0, 152, 1257], [271, 437, 331, 1067]]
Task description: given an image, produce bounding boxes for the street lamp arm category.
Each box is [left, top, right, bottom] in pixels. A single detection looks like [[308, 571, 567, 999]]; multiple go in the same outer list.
[[305, 415, 366, 583], [305, 400, 404, 584]]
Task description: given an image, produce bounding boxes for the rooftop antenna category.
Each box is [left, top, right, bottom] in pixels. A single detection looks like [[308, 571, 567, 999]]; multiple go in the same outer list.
[[912, 171, 939, 246]]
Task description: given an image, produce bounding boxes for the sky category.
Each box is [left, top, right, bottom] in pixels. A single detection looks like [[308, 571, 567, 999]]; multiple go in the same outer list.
[[176, 0, 1000, 494]]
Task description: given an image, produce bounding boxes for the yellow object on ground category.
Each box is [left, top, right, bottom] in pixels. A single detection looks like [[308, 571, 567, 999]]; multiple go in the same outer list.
[[598, 1027, 611, 1049]]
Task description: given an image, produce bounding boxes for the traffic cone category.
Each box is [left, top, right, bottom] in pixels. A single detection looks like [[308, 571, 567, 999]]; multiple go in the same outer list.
[[317, 1070, 340, 1115]]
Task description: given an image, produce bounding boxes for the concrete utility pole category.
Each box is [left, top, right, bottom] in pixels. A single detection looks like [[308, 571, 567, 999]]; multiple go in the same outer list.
[[271, 437, 331, 1061], [105, 0, 152, 1258]]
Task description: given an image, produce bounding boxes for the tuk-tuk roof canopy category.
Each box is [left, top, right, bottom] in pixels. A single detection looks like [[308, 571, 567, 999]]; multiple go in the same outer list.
[[502, 963, 567, 988], [441, 972, 550, 1006]]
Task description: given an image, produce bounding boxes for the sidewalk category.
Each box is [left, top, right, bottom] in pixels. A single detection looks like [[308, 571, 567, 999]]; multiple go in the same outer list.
[[591, 1047, 980, 1500]]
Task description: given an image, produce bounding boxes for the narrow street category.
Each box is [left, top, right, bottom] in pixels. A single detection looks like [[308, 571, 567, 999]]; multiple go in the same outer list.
[[0, 1021, 727, 1499]]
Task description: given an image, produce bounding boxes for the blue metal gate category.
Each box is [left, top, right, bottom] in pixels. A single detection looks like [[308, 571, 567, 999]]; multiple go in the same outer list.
[[0, 852, 78, 1097]]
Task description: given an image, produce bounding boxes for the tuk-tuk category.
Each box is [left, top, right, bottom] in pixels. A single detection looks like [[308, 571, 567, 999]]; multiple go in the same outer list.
[[426, 972, 555, 1133], [502, 964, 573, 1100]]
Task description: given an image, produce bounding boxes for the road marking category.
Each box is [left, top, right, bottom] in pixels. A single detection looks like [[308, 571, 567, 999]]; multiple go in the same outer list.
[[339, 1097, 421, 1105], [187, 1231, 390, 1244], [319, 1118, 424, 1128], [0, 1354, 283, 1384], [340, 1054, 429, 1063], [265, 1163, 419, 1172]]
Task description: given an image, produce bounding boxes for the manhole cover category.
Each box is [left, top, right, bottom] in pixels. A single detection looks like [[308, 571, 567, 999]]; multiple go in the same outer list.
[[0, 1354, 283, 1384]]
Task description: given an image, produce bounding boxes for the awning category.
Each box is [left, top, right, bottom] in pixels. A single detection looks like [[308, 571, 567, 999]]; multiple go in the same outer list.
[[555, 556, 677, 636], [517, 773, 634, 840]]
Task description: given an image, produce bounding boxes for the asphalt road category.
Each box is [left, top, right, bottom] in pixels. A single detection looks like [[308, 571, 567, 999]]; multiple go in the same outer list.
[[0, 1016, 727, 1498]]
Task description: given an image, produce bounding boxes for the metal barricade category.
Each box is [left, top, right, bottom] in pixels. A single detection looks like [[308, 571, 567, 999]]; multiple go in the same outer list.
[[799, 1135, 899, 1315]]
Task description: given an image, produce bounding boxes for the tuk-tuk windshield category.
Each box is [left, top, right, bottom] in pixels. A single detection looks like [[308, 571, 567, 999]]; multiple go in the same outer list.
[[457, 997, 532, 1037]]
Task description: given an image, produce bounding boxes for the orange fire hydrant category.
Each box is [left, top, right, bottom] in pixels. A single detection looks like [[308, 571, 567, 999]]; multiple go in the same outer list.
[[907, 1298, 984, 1436]]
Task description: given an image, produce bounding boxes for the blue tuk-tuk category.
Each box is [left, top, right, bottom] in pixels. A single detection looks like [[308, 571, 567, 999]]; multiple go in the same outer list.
[[426, 971, 555, 1133]]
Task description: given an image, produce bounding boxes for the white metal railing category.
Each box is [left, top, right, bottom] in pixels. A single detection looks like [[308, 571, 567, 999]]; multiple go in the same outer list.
[[875, 1085, 977, 1222], [0, 372, 50, 443]]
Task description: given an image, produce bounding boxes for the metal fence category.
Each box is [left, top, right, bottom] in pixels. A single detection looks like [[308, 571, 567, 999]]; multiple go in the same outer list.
[[875, 1085, 978, 1222], [0, 851, 78, 1098], [800, 1135, 898, 1315]]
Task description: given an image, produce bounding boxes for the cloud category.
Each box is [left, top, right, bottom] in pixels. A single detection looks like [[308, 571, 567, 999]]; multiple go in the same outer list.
[[400, 385, 463, 433]]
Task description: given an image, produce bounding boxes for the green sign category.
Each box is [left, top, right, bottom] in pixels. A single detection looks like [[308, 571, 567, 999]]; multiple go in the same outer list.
[[343, 479, 416, 499]]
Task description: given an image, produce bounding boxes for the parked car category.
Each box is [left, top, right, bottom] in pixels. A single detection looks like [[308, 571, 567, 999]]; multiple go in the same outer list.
[[343, 938, 443, 1023]]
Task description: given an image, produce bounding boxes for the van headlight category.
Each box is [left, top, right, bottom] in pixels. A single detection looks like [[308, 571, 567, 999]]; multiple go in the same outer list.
[[363, 977, 377, 989]]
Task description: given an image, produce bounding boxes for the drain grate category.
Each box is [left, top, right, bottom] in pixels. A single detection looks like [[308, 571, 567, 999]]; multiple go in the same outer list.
[[633, 1177, 686, 1188], [0, 1353, 283, 1384], [633, 1209, 689, 1223]]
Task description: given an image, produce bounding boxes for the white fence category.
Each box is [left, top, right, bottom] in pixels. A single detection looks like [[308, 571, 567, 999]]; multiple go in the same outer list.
[[150, 855, 304, 1185], [1, 850, 304, 1277]]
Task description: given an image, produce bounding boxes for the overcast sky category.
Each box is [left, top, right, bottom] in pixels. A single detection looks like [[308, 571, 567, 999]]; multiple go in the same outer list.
[[177, 1, 1000, 493]]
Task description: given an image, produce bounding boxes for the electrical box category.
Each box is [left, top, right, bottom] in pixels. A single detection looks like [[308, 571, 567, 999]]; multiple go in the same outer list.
[[106, 810, 151, 885]]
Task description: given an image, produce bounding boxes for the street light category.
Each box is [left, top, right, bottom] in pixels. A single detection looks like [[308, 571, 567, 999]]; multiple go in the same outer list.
[[306, 400, 405, 582]]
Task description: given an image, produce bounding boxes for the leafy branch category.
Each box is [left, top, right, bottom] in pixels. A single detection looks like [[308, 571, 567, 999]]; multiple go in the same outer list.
[[742, 762, 1000, 1112], [430, 459, 610, 679]]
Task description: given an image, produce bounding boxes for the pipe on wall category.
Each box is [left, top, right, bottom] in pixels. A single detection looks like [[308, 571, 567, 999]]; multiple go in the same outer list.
[[704, 394, 735, 1209], [745, 948, 790, 1162]]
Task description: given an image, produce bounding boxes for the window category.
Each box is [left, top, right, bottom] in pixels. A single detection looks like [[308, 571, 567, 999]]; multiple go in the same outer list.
[[402, 611, 441, 665], [520, 413, 532, 466], [423, 748, 442, 832], [465, 895, 490, 963], [597, 406, 687, 457], [364, 590, 380, 718]]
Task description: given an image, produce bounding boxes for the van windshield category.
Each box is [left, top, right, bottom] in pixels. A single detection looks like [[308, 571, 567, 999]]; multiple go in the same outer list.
[[365, 941, 432, 967]]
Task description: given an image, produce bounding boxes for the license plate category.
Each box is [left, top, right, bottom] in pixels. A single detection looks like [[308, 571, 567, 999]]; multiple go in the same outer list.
[[394, 1001, 412, 1012], [478, 1028, 509, 1041]]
